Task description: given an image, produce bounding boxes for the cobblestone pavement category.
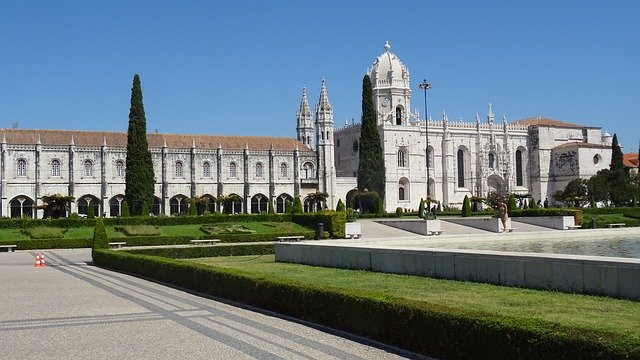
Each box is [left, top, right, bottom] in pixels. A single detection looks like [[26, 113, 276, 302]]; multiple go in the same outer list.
[[1, 249, 429, 360]]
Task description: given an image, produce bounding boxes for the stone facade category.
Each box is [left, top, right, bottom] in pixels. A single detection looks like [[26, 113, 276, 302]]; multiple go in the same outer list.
[[1, 42, 614, 217]]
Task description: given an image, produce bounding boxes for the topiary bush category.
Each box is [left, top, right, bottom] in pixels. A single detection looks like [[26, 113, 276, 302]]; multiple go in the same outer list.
[[461, 195, 471, 217], [92, 217, 109, 250]]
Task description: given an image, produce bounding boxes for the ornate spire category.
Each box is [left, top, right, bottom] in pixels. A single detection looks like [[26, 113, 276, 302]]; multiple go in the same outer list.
[[487, 103, 495, 124], [384, 41, 391, 52], [298, 86, 312, 117], [317, 79, 332, 112], [475, 112, 480, 124]]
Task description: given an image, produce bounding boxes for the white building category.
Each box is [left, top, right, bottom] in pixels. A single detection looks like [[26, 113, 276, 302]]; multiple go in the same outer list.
[[1, 42, 613, 218]]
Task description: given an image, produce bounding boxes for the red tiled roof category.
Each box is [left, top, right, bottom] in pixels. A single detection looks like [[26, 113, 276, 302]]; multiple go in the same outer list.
[[512, 117, 587, 129], [623, 153, 639, 167], [0, 129, 312, 151]]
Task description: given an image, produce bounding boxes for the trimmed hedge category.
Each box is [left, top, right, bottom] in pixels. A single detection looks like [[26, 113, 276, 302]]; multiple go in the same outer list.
[[123, 243, 275, 258], [92, 250, 639, 360], [292, 211, 345, 239], [0, 238, 94, 250], [509, 208, 584, 225]]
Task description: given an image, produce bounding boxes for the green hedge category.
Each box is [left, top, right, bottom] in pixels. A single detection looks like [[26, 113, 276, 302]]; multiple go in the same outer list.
[[123, 243, 275, 258], [0, 238, 93, 250], [509, 208, 584, 225], [92, 250, 638, 360], [292, 211, 345, 239]]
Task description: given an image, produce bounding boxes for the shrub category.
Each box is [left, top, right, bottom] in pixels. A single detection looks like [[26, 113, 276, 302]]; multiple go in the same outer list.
[[86, 206, 95, 219], [292, 211, 345, 239], [121, 201, 130, 217], [461, 195, 471, 217], [508, 194, 517, 212], [92, 217, 109, 250], [395, 207, 403, 218], [114, 225, 161, 236], [21, 227, 67, 239], [345, 208, 358, 222], [418, 198, 425, 218], [292, 196, 303, 214], [124, 243, 275, 258], [336, 199, 345, 212]]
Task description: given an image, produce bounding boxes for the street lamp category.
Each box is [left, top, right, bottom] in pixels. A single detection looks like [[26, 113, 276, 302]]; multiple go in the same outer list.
[[419, 79, 432, 200]]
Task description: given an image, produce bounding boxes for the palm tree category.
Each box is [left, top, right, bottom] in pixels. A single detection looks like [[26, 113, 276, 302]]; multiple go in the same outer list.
[[41, 194, 75, 219]]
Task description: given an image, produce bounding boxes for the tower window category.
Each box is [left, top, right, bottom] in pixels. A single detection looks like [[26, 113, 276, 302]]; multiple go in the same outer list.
[[488, 153, 495, 169], [229, 162, 237, 178], [457, 149, 465, 187], [175, 161, 183, 178], [51, 159, 61, 177], [203, 161, 211, 178], [17, 158, 27, 177], [280, 163, 287, 178], [84, 160, 93, 177], [115, 160, 124, 177], [255, 162, 263, 178], [516, 150, 524, 186], [398, 149, 407, 167], [396, 106, 403, 125]]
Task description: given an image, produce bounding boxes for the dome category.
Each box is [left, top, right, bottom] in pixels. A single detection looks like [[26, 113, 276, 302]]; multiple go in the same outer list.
[[369, 41, 410, 89]]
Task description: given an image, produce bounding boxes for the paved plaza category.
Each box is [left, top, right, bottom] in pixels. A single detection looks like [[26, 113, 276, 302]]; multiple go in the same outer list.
[[1, 249, 426, 360]]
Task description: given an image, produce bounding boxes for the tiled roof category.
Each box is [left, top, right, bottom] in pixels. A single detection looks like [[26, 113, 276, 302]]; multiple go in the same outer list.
[[553, 141, 610, 150], [512, 117, 588, 129], [623, 153, 639, 167], [0, 129, 312, 151]]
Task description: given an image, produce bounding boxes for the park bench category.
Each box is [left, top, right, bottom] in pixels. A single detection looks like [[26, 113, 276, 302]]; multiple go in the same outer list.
[[427, 230, 445, 236], [108, 242, 127, 249], [606, 223, 626, 228], [277, 236, 305, 242], [505, 228, 516, 233], [566, 225, 582, 230], [190, 239, 221, 245], [0, 244, 17, 252], [345, 233, 364, 239]]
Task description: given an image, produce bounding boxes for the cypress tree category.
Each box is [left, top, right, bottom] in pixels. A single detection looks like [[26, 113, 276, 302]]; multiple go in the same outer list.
[[610, 134, 624, 172], [357, 75, 386, 199], [125, 74, 155, 216], [121, 201, 130, 217], [418, 198, 425, 218], [336, 199, 345, 212], [91, 217, 109, 250], [508, 194, 517, 211], [461, 195, 471, 217], [292, 196, 303, 214]]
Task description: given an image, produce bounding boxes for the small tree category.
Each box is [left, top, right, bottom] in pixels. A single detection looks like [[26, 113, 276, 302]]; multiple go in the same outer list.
[[41, 194, 75, 219], [418, 198, 425, 219], [461, 195, 471, 217], [305, 191, 328, 212], [508, 194, 517, 211], [336, 199, 345, 212], [92, 217, 109, 250], [86, 205, 95, 219], [121, 201, 130, 217], [285, 199, 292, 213], [528, 197, 536, 209], [292, 196, 303, 213], [141, 201, 150, 217]]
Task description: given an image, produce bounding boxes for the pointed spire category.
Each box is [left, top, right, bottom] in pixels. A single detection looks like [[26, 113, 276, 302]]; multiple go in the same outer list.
[[103, 136, 107, 146], [502, 114, 508, 124], [298, 86, 312, 117], [384, 41, 391, 52], [37, 133, 41, 145], [487, 102, 495, 124], [317, 78, 332, 112], [70, 135, 75, 146], [245, 142, 249, 150], [475, 112, 480, 124]]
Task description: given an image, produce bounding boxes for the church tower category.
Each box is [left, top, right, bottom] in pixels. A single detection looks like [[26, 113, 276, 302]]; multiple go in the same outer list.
[[315, 79, 336, 209], [368, 41, 412, 125], [296, 87, 314, 149]]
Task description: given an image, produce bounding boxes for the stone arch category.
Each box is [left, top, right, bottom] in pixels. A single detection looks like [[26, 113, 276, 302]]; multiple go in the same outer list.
[[78, 194, 100, 216], [276, 193, 293, 213], [302, 161, 315, 179], [395, 105, 404, 125], [345, 188, 358, 209], [199, 194, 216, 214], [109, 194, 125, 217], [251, 193, 269, 214], [169, 194, 189, 215], [152, 196, 162, 216], [487, 174, 505, 194], [9, 195, 34, 218], [456, 145, 471, 188], [398, 177, 410, 201]]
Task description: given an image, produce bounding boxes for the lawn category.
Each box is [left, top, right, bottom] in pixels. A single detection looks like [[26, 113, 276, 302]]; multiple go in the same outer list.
[[583, 213, 640, 227], [189, 254, 640, 338], [0, 222, 311, 242]]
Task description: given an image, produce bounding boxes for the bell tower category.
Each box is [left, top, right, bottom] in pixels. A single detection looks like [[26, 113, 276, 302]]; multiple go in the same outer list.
[[315, 79, 336, 208], [296, 87, 314, 149]]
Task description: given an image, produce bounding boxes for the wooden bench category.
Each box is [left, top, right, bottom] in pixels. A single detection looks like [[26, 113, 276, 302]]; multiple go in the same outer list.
[[606, 223, 626, 228], [0, 244, 17, 252], [345, 233, 364, 239], [566, 225, 582, 230], [277, 236, 305, 242], [190, 239, 221, 245], [108, 242, 127, 249]]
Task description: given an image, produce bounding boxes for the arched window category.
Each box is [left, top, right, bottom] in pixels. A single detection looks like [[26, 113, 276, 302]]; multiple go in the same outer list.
[[398, 149, 406, 167], [302, 162, 314, 179], [488, 153, 495, 169], [398, 177, 409, 201], [83, 160, 93, 177], [109, 195, 124, 217], [396, 106, 403, 125], [115, 160, 124, 177], [251, 194, 268, 213], [175, 161, 183, 178], [255, 162, 263, 178], [51, 159, 61, 177], [229, 162, 237, 178], [17, 159, 27, 177], [203, 161, 211, 178], [516, 149, 524, 186], [10, 196, 34, 218], [280, 163, 287, 178], [170, 195, 188, 215], [457, 149, 465, 188]]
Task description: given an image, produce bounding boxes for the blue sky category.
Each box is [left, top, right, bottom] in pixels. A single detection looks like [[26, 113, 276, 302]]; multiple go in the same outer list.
[[1, 1, 638, 151]]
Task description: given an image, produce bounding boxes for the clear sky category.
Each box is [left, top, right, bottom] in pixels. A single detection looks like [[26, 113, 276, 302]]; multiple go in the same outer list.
[[1, 1, 638, 152]]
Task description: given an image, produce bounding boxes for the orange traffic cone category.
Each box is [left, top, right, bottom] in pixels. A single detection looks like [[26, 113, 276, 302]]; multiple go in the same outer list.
[[34, 253, 44, 268], [40, 253, 46, 267]]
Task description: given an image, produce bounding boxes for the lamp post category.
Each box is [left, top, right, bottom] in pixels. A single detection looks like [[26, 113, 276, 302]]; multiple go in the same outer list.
[[419, 79, 432, 200]]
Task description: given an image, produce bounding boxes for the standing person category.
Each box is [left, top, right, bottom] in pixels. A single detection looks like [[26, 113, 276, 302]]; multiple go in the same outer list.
[[544, 198, 549, 208], [498, 201, 508, 232]]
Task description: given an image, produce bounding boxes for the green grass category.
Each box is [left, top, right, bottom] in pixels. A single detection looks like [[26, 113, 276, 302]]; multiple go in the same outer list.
[[583, 213, 640, 227], [0, 221, 311, 242], [188, 255, 640, 338]]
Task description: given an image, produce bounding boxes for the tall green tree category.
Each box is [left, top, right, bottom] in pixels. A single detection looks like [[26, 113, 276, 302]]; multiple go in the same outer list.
[[610, 134, 624, 173], [125, 74, 155, 216], [357, 74, 386, 199]]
